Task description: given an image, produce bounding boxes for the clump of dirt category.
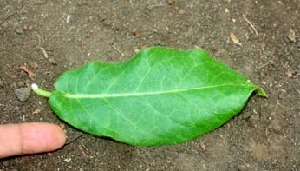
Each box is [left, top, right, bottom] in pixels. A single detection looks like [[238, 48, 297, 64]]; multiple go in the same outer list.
[[1, 1, 299, 170]]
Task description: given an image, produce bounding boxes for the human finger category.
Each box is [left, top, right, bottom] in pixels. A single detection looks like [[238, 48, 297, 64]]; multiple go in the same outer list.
[[0, 122, 66, 159]]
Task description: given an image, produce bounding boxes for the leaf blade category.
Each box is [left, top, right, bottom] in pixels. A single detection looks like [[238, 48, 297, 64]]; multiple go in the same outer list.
[[49, 47, 265, 146]]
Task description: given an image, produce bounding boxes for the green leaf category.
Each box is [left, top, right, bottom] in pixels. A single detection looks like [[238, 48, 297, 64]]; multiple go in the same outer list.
[[34, 47, 266, 146]]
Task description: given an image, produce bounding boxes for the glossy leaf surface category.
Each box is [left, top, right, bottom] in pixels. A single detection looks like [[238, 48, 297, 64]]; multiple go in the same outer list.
[[48, 47, 265, 146]]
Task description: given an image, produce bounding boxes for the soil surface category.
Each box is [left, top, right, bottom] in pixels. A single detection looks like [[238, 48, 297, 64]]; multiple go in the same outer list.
[[1, 0, 299, 170]]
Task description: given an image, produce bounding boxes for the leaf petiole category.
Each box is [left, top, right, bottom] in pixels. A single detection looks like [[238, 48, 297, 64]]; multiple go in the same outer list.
[[31, 83, 52, 97]]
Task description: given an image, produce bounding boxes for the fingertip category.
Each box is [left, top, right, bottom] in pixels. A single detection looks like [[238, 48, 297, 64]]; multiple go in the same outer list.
[[0, 122, 66, 159], [21, 122, 67, 154], [47, 123, 67, 149], [41, 122, 67, 147]]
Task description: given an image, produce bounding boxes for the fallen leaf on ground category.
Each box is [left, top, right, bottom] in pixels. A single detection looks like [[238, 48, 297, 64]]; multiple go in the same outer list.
[[20, 65, 36, 78]]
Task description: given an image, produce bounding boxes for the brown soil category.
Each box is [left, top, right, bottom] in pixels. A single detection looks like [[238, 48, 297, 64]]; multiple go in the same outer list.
[[1, 1, 299, 170]]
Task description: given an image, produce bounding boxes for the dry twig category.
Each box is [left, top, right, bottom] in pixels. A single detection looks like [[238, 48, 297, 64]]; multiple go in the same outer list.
[[37, 46, 49, 58], [112, 44, 124, 57], [243, 14, 258, 36]]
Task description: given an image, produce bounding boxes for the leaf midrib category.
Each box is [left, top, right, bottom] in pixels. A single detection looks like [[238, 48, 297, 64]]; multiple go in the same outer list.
[[62, 83, 255, 99]]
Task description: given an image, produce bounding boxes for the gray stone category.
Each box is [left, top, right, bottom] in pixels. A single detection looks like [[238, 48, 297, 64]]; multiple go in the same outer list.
[[288, 29, 296, 43], [15, 88, 30, 102], [16, 28, 24, 35]]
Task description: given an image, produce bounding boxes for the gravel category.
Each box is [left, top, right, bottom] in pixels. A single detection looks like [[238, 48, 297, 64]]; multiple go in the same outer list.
[[15, 88, 31, 102]]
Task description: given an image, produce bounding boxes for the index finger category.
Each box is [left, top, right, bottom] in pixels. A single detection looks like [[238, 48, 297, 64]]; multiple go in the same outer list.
[[0, 122, 66, 159]]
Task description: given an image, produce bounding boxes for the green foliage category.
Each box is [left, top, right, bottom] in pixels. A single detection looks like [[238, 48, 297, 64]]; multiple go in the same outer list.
[[33, 47, 265, 146]]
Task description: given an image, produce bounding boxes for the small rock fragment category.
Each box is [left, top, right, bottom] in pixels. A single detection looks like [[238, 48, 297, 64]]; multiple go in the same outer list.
[[16, 28, 24, 35], [15, 88, 31, 102], [288, 29, 296, 43], [48, 57, 57, 65], [230, 32, 242, 46], [242, 111, 252, 119], [23, 24, 29, 31]]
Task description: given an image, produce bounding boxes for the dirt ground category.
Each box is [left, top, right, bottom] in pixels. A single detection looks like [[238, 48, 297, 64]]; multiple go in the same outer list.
[[0, 0, 299, 170]]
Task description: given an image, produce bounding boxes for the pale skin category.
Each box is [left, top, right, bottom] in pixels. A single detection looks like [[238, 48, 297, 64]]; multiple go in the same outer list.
[[0, 122, 66, 159]]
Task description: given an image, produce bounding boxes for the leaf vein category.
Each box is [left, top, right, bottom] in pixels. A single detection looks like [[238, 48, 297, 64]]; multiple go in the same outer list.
[[63, 83, 255, 99]]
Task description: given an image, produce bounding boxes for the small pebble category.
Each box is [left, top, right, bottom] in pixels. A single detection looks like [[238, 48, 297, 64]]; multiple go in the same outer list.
[[288, 29, 296, 43], [16, 28, 24, 35], [48, 57, 57, 65], [15, 88, 31, 102], [242, 111, 252, 119]]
